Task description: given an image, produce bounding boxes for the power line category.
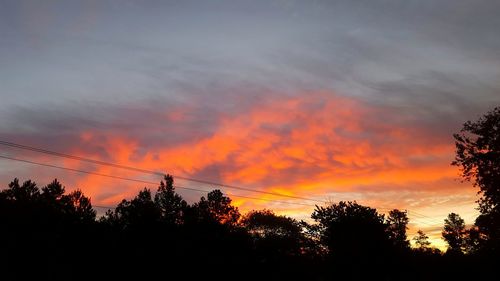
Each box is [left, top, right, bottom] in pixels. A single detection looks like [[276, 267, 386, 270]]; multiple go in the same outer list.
[[0, 140, 325, 203], [0, 154, 315, 208], [407, 211, 444, 224], [95, 186, 317, 210], [374, 208, 445, 228], [0, 141, 466, 225], [0, 154, 453, 228], [408, 219, 441, 227], [378, 207, 444, 225]]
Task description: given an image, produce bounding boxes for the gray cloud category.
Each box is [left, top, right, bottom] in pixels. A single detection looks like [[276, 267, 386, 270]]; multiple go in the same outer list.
[[0, 0, 499, 210]]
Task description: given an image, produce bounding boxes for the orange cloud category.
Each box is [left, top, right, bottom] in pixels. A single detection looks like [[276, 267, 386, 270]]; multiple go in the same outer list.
[[1, 91, 478, 249]]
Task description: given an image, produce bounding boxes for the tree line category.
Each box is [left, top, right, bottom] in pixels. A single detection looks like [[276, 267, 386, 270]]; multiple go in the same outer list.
[[1, 107, 499, 280]]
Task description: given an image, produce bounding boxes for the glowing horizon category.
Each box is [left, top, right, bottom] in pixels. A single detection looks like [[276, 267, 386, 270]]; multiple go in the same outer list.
[[1, 0, 499, 250], [0, 91, 481, 249]]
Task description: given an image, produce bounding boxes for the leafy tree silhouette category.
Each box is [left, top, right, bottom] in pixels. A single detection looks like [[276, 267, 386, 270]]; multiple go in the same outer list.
[[154, 174, 187, 225], [241, 209, 317, 280], [41, 178, 65, 201], [453, 106, 500, 252], [180, 189, 253, 280], [242, 209, 305, 257], [464, 225, 486, 254], [65, 189, 96, 223], [413, 230, 431, 250], [0, 178, 95, 225], [386, 209, 410, 250], [311, 201, 390, 279], [0, 178, 99, 280], [2, 170, 499, 281], [312, 201, 389, 254], [2, 178, 40, 201], [442, 213, 467, 254], [191, 189, 240, 226], [104, 188, 160, 229]]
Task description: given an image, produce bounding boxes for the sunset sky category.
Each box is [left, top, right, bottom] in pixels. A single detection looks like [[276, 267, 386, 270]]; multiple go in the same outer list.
[[1, 0, 500, 248]]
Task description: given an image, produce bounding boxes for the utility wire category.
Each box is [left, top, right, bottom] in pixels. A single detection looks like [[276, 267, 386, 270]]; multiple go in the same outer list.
[[0, 140, 325, 203], [407, 211, 445, 224], [0, 154, 448, 226], [377, 206, 447, 225], [0, 141, 461, 226], [0, 154, 315, 207]]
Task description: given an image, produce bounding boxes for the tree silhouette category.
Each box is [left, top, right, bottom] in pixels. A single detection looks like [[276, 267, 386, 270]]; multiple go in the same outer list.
[[386, 209, 410, 249], [442, 213, 466, 254], [41, 178, 65, 201], [0, 178, 101, 280], [105, 188, 160, 229], [413, 230, 431, 250], [453, 106, 500, 251], [2, 178, 40, 201], [65, 189, 96, 222], [311, 201, 390, 279], [0, 178, 42, 229], [2, 175, 498, 280], [154, 174, 187, 225], [312, 201, 389, 254], [464, 225, 485, 254], [192, 189, 240, 226], [242, 209, 305, 257]]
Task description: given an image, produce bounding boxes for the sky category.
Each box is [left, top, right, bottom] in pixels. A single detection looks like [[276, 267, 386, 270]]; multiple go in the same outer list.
[[1, 0, 500, 248]]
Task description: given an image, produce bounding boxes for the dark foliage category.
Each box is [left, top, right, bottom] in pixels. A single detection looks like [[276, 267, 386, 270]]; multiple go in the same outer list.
[[386, 209, 410, 249], [312, 201, 396, 279], [242, 209, 306, 257], [0, 176, 496, 280], [2, 104, 500, 280], [453, 106, 500, 252], [442, 213, 467, 254]]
